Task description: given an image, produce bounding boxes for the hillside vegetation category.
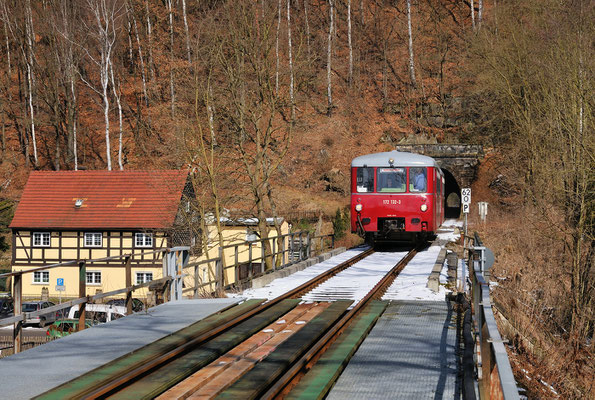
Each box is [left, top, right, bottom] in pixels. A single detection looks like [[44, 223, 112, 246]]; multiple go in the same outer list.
[[0, 0, 592, 397]]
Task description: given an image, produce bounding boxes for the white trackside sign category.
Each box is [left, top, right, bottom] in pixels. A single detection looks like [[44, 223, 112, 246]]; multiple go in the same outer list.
[[461, 188, 471, 214]]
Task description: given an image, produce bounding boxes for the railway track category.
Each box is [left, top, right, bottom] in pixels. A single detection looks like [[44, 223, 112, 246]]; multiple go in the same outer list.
[[36, 246, 420, 400]]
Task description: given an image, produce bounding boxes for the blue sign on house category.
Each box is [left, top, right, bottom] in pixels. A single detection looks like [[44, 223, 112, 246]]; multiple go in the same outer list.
[[57, 278, 64, 286]]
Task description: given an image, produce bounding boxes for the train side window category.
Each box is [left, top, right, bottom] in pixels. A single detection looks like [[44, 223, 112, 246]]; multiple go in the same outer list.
[[356, 168, 374, 193], [410, 167, 427, 192], [377, 168, 406, 192]]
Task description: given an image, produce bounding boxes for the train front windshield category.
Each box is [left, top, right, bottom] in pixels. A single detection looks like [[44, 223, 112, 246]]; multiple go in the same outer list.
[[377, 168, 407, 192], [355, 167, 428, 193]]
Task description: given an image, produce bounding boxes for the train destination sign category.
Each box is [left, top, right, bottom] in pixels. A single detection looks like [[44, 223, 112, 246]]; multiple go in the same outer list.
[[461, 188, 471, 214]]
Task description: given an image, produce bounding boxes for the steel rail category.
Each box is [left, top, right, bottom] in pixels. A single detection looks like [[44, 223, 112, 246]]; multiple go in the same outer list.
[[80, 247, 375, 399], [262, 246, 419, 399]]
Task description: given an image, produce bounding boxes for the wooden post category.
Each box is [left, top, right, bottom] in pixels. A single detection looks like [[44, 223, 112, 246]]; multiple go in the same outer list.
[[272, 237, 276, 271], [13, 272, 22, 354], [216, 247, 224, 290], [282, 234, 286, 267], [78, 261, 86, 331], [194, 264, 199, 299], [234, 245, 239, 284], [124, 256, 132, 315], [260, 240, 265, 274], [248, 243, 253, 281]]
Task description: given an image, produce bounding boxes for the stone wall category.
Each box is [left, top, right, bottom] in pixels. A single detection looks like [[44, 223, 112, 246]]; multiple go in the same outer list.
[[395, 144, 483, 188]]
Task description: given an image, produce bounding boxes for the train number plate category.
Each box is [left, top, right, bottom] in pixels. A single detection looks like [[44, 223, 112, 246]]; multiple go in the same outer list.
[[383, 199, 401, 205]]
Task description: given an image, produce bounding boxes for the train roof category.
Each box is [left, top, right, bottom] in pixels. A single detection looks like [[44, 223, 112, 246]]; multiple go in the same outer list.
[[351, 150, 439, 168]]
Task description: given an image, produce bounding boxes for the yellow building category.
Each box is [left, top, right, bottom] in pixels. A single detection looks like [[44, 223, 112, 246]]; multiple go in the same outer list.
[[10, 170, 190, 299], [185, 217, 290, 294]]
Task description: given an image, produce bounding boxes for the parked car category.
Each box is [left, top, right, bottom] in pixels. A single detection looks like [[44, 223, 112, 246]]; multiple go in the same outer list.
[[106, 298, 144, 313], [67, 304, 126, 324], [22, 301, 57, 327], [46, 319, 96, 339], [0, 296, 14, 319]]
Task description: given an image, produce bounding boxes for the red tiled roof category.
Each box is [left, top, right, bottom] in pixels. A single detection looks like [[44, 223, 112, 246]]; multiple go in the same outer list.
[[9, 170, 189, 229]]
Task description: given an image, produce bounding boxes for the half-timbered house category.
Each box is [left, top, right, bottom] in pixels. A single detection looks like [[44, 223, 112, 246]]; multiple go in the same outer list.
[[10, 170, 190, 299]]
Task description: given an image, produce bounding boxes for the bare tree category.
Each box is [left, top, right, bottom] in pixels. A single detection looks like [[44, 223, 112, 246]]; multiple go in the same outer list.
[[304, 0, 310, 55], [470, 0, 475, 30], [275, 0, 281, 95], [24, 0, 37, 167], [83, 0, 122, 171], [347, 0, 353, 86], [327, 0, 334, 115], [109, 59, 124, 170], [406, 0, 417, 88], [287, 0, 295, 121], [167, 0, 175, 118], [181, 0, 192, 70]]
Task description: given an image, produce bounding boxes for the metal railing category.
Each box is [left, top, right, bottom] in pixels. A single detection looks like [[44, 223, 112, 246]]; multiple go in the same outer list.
[[0, 248, 173, 354], [0, 231, 335, 354], [467, 233, 519, 400], [183, 231, 335, 295]]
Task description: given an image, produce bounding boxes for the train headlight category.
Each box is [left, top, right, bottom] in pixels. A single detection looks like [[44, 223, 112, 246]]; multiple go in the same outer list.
[[355, 204, 363, 212], [420, 204, 428, 212]]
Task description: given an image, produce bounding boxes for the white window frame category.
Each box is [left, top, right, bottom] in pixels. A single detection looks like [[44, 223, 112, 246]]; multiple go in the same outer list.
[[84, 232, 103, 248], [135, 233, 153, 248], [135, 271, 153, 285], [86, 271, 102, 285], [32, 232, 51, 247], [33, 271, 50, 284]]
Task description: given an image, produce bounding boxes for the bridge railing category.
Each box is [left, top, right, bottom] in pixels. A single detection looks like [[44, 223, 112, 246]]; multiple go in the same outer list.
[[181, 231, 335, 295], [0, 230, 336, 355], [0, 248, 173, 354], [467, 233, 519, 400]]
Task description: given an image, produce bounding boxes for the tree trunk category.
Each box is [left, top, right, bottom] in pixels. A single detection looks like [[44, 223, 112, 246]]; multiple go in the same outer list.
[[326, 0, 334, 116], [167, 0, 175, 118], [347, 0, 353, 86], [25, 0, 37, 167], [287, 0, 295, 121], [145, 0, 155, 82], [275, 0, 281, 95], [407, 0, 417, 88], [470, 0, 475, 31], [304, 0, 310, 55], [109, 61, 124, 170], [181, 0, 192, 69], [478, 0, 483, 30]]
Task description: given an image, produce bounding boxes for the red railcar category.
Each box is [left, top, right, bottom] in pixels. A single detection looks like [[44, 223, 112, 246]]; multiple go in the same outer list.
[[351, 150, 445, 243]]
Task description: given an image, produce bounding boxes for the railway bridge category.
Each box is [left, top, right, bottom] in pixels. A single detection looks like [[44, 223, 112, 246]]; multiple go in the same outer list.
[[395, 144, 483, 218]]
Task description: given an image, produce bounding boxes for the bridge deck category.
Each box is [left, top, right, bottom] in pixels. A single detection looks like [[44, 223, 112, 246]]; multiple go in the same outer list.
[[327, 300, 460, 400], [0, 298, 241, 400]]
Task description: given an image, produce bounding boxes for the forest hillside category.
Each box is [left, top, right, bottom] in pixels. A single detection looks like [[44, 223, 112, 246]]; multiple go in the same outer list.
[[0, 0, 592, 397]]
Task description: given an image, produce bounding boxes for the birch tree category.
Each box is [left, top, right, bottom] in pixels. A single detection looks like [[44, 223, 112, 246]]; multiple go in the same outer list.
[[24, 0, 38, 167], [327, 0, 334, 115], [287, 0, 295, 121], [181, 0, 192, 69], [84, 0, 121, 171], [347, 0, 354, 86], [406, 0, 417, 88], [167, 0, 175, 118]]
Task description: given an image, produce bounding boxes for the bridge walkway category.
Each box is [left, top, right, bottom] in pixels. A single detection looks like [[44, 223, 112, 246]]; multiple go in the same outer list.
[[327, 299, 460, 399]]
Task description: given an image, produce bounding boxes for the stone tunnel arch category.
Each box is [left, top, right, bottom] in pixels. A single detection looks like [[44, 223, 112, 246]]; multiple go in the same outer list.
[[442, 169, 461, 218], [395, 144, 483, 219]]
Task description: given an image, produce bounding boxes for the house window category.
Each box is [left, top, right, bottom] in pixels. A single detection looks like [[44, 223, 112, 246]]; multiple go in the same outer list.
[[246, 229, 258, 242], [32, 232, 51, 247], [86, 271, 102, 285], [135, 233, 153, 248], [136, 272, 153, 285], [33, 271, 49, 284], [84, 232, 103, 247]]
